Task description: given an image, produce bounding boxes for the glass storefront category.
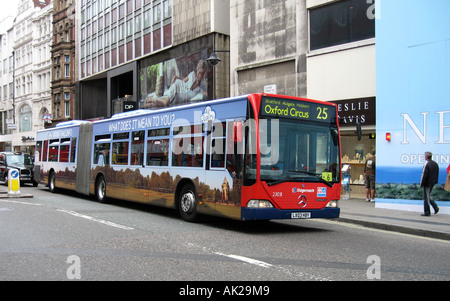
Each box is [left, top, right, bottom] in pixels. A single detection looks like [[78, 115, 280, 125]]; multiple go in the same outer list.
[[334, 97, 376, 190], [341, 131, 375, 185]]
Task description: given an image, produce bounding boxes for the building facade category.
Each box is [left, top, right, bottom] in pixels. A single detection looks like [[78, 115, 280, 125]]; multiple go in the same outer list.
[[0, 17, 15, 151], [306, 0, 376, 194], [0, 0, 53, 154], [376, 0, 450, 213], [230, 0, 306, 97], [230, 0, 376, 195], [51, 0, 77, 124], [77, 0, 230, 121]]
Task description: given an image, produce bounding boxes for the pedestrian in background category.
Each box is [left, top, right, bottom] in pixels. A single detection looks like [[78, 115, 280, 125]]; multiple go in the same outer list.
[[420, 151, 440, 216], [364, 151, 376, 202], [445, 164, 450, 192]]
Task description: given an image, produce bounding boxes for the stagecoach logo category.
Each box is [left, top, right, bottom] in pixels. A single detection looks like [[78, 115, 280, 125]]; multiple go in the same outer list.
[[292, 187, 314, 193], [201, 106, 216, 123], [297, 195, 307, 208]]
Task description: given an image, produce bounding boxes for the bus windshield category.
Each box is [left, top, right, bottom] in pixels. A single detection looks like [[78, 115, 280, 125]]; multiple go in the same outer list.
[[259, 118, 340, 186]]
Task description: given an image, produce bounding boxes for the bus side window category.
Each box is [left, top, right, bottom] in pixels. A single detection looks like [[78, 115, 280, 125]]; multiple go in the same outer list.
[[35, 141, 42, 162], [70, 138, 77, 163], [42, 140, 49, 162], [131, 131, 145, 166], [211, 138, 225, 168], [112, 133, 129, 165], [147, 139, 169, 166], [112, 141, 129, 165], [172, 137, 204, 167], [210, 121, 226, 168], [48, 139, 59, 162], [59, 138, 70, 163], [226, 120, 244, 178], [243, 118, 257, 186], [94, 143, 111, 165]]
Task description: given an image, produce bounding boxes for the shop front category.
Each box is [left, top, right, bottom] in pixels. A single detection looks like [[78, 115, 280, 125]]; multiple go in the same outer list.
[[335, 97, 376, 197]]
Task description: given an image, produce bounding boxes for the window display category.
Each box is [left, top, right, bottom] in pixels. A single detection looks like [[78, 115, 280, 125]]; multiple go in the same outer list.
[[341, 133, 375, 185]]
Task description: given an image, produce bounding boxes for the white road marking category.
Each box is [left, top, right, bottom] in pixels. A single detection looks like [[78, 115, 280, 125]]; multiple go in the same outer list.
[[57, 209, 134, 230], [213, 252, 273, 268], [187, 243, 331, 281]]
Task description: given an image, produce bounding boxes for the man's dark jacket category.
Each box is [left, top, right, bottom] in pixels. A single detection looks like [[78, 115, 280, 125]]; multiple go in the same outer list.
[[420, 160, 439, 187]]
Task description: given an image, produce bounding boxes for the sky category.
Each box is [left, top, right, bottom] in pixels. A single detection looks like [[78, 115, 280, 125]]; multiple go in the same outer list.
[[0, 0, 20, 31]]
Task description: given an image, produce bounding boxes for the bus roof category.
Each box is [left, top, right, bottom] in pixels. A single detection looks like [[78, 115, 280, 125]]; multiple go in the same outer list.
[[93, 94, 251, 126], [111, 109, 154, 119], [55, 120, 91, 127]]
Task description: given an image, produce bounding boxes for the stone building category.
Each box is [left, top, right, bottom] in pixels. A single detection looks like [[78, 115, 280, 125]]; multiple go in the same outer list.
[[77, 0, 230, 120], [50, 0, 77, 124], [0, 0, 53, 153]]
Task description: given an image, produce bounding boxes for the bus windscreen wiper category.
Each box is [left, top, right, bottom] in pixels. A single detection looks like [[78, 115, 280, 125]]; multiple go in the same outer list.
[[266, 178, 313, 186]]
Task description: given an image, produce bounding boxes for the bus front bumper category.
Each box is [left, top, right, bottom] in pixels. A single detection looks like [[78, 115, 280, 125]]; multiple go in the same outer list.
[[241, 207, 340, 221]]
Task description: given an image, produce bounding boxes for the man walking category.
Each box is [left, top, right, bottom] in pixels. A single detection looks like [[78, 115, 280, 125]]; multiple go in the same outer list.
[[420, 152, 440, 216], [364, 152, 376, 202]]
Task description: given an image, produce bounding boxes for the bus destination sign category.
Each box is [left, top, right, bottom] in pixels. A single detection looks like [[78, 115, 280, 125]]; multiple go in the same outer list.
[[261, 97, 335, 123]]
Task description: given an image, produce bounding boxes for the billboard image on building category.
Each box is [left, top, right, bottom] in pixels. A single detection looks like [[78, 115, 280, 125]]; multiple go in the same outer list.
[[139, 49, 209, 109], [376, 0, 450, 212]]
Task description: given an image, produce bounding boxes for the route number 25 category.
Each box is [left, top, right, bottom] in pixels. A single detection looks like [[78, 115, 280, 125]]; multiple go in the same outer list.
[[317, 107, 328, 120]]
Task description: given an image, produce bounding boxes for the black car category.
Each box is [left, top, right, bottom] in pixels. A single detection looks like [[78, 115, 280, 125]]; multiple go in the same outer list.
[[0, 152, 38, 186]]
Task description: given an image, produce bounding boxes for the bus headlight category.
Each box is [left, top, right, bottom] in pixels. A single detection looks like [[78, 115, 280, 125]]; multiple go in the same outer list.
[[326, 200, 338, 208], [247, 200, 274, 208]]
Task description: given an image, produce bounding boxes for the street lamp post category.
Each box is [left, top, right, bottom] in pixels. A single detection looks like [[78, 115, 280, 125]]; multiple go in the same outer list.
[[207, 50, 229, 66], [207, 50, 229, 100]]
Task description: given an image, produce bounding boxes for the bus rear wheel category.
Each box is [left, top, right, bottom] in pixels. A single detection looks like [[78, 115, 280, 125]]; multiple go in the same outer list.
[[95, 175, 107, 203], [179, 184, 199, 222]]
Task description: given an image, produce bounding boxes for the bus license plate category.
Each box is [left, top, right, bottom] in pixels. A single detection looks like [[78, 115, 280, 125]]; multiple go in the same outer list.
[[291, 212, 311, 219]]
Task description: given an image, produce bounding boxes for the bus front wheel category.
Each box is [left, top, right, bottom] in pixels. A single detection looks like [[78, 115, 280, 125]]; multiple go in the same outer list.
[[179, 184, 199, 222], [95, 176, 107, 203]]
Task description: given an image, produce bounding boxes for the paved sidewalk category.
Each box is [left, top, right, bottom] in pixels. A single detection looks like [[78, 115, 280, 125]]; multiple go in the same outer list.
[[338, 198, 450, 241]]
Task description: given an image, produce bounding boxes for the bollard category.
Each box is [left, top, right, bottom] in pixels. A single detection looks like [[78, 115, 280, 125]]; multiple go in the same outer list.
[[8, 168, 21, 196]]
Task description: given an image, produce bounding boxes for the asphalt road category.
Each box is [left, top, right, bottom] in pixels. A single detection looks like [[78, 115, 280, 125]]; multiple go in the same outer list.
[[1, 185, 449, 284]]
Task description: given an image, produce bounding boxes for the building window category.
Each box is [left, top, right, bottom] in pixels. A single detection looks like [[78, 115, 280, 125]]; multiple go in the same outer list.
[[309, 0, 375, 51], [163, 0, 172, 20], [19, 104, 32, 132], [65, 101, 70, 118], [65, 64, 70, 77], [54, 93, 61, 120], [153, 3, 161, 25]]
